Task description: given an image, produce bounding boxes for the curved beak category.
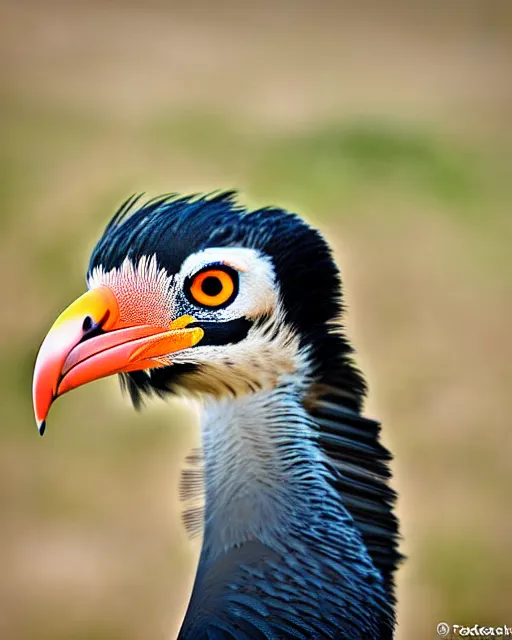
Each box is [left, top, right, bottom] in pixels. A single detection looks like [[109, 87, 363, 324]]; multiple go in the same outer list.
[[32, 286, 204, 435]]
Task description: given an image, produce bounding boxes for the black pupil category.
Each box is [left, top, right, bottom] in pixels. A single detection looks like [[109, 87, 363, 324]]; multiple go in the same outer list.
[[201, 276, 223, 297]]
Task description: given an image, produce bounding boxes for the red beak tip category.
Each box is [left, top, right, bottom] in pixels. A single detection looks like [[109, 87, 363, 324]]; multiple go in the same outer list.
[[38, 420, 46, 436]]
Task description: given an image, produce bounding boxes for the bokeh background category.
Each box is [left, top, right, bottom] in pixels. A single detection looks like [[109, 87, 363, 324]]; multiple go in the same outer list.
[[1, 0, 511, 638]]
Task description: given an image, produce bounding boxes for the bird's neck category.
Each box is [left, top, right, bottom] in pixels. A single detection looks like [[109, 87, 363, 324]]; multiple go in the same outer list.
[[199, 382, 330, 559]]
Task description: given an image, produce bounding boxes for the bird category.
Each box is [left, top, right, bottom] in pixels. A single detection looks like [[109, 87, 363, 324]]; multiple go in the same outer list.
[[32, 192, 401, 640]]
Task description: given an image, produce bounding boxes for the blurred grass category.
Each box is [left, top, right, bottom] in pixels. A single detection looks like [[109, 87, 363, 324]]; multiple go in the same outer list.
[[1, 0, 512, 638]]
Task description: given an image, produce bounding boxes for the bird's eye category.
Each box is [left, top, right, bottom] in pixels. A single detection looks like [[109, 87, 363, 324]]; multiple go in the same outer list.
[[186, 266, 238, 308]]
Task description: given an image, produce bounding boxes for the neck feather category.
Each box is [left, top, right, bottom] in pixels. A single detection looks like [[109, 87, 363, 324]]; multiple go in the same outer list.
[[199, 380, 333, 557]]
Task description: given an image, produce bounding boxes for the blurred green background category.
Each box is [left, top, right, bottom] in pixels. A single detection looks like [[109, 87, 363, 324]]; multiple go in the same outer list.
[[1, 0, 511, 638]]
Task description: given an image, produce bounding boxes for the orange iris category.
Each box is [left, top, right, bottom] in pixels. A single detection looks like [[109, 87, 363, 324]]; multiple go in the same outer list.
[[189, 268, 236, 307]]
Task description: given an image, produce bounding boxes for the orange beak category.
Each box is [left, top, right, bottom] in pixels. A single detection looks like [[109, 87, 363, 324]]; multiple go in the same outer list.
[[32, 286, 204, 435]]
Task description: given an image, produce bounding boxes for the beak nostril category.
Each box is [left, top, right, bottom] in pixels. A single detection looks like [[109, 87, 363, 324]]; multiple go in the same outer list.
[[82, 316, 93, 332], [79, 314, 106, 345]]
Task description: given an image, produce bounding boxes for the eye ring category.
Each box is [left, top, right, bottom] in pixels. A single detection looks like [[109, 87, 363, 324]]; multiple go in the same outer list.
[[186, 265, 238, 309]]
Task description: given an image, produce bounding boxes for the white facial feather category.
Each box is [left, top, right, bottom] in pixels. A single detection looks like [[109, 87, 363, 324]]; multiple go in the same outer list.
[[172, 317, 304, 394], [177, 247, 277, 321]]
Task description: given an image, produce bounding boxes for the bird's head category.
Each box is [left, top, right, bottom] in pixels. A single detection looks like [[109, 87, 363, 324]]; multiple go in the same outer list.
[[33, 193, 360, 434]]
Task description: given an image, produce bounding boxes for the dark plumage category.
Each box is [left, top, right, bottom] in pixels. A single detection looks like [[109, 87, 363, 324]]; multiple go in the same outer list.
[[87, 192, 402, 638]]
